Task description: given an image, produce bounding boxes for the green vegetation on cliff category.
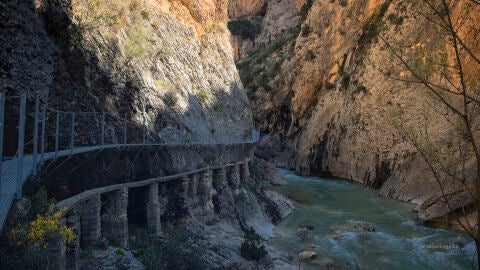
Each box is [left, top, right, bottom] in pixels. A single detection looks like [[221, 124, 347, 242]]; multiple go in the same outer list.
[[237, 25, 300, 93], [228, 20, 261, 39]]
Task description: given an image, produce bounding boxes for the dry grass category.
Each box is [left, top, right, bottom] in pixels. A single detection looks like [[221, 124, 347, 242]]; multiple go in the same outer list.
[[72, 0, 153, 58]]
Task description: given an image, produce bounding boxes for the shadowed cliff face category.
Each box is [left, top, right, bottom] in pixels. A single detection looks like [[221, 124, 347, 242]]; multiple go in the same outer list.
[[1, 0, 252, 145], [232, 0, 480, 225]]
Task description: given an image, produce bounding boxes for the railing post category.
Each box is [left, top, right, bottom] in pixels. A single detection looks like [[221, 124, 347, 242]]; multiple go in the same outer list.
[[101, 112, 105, 147], [142, 115, 146, 144], [40, 100, 47, 164], [70, 112, 75, 155], [16, 94, 26, 199], [123, 114, 127, 145], [33, 95, 39, 175], [0, 91, 5, 192], [55, 110, 59, 158]]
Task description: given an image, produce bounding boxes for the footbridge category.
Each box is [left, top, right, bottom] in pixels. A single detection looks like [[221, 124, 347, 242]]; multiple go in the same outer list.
[[0, 93, 260, 234]]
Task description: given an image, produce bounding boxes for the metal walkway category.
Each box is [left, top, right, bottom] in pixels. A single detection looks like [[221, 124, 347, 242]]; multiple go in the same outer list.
[[0, 92, 260, 232]]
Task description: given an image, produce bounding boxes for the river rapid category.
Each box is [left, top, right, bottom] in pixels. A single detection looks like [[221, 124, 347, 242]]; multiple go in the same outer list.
[[269, 169, 477, 270]]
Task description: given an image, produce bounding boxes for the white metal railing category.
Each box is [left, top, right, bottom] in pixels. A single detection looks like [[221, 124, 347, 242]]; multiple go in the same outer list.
[[0, 92, 260, 199]]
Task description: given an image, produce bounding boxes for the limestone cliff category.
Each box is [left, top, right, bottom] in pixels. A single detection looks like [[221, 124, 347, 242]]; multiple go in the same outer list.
[[1, 0, 252, 145], [229, 0, 302, 61], [237, 0, 480, 226], [228, 0, 267, 19]]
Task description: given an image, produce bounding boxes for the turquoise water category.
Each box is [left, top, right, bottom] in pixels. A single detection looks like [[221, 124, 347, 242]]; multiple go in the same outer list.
[[269, 169, 476, 269]]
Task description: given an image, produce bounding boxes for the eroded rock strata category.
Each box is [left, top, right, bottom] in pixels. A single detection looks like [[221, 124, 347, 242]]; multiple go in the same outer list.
[[233, 0, 479, 228]]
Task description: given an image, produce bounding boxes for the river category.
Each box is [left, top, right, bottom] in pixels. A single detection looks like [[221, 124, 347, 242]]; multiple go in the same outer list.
[[269, 169, 477, 269]]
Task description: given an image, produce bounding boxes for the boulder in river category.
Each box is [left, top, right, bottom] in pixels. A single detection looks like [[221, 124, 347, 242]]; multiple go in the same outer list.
[[338, 221, 375, 232], [331, 221, 376, 239], [296, 227, 313, 242], [298, 251, 317, 260]]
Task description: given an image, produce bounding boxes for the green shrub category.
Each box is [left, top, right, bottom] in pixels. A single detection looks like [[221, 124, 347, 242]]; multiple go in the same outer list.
[[341, 73, 351, 88], [196, 89, 209, 104], [116, 249, 126, 256], [130, 226, 205, 270], [207, 21, 221, 34], [240, 227, 267, 261], [387, 13, 403, 25], [301, 24, 312, 37], [300, 0, 315, 20], [358, 1, 391, 47], [163, 91, 178, 107], [206, 219, 219, 226], [141, 9, 150, 20], [356, 84, 368, 94], [339, 0, 348, 7], [326, 82, 336, 90], [305, 50, 316, 61], [155, 79, 168, 88], [227, 20, 261, 39], [125, 28, 148, 58]]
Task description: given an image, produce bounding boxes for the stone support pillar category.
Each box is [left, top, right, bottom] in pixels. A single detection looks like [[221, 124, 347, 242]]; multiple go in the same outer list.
[[229, 164, 241, 191], [102, 187, 128, 248], [146, 183, 161, 237], [189, 174, 198, 196], [48, 218, 66, 270], [78, 194, 101, 248], [213, 167, 227, 192], [177, 177, 190, 216], [240, 160, 250, 185], [66, 210, 80, 270], [200, 170, 216, 210]]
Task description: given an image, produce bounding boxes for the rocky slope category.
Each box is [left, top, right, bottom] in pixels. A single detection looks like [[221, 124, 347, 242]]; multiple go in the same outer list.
[[1, 0, 252, 145], [229, 0, 303, 61], [234, 0, 479, 227]]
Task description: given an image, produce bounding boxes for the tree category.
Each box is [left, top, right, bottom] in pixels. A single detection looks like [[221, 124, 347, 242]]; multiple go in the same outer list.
[[378, 0, 480, 267]]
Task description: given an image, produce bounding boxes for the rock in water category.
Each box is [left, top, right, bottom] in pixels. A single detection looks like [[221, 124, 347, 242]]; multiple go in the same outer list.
[[250, 158, 289, 186], [298, 251, 317, 260]]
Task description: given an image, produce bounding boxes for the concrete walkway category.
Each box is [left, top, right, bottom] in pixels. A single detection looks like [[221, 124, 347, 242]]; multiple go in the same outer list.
[[0, 131, 260, 232]]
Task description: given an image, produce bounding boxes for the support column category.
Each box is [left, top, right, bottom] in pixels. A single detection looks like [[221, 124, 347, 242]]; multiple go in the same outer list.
[[212, 167, 236, 219], [200, 170, 215, 210], [66, 211, 80, 270], [33, 95, 39, 175], [213, 167, 227, 192], [0, 91, 4, 191], [229, 165, 241, 190], [102, 187, 128, 248], [48, 218, 66, 270], [240, 160, 250, 185], [146, 183, 161, 237], [188, 174, 198, 197], [78, 194, 101, 248], [16, 94, 26, 198], [178, 176, 189, 201], [177, 177, 190, 217]]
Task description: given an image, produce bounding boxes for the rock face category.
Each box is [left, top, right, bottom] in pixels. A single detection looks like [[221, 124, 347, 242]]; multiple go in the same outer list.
[[228, 0, 267, 19], [1, 0, 252, 147], [238, 0, 480, 225], [250, 157, 289, 186], [229, 0, 301, 61], [82, 247, 145, 270]]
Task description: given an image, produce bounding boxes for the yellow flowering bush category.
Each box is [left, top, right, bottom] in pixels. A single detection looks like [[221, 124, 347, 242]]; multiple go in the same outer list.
[[9, 204, 75, 248]]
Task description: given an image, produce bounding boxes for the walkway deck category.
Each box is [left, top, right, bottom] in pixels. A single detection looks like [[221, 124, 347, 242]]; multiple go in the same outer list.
[[0, 133, 259, 232]]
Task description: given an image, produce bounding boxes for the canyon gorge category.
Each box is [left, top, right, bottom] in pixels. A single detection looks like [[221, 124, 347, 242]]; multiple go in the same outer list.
[[0, 0, 479, 269]]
